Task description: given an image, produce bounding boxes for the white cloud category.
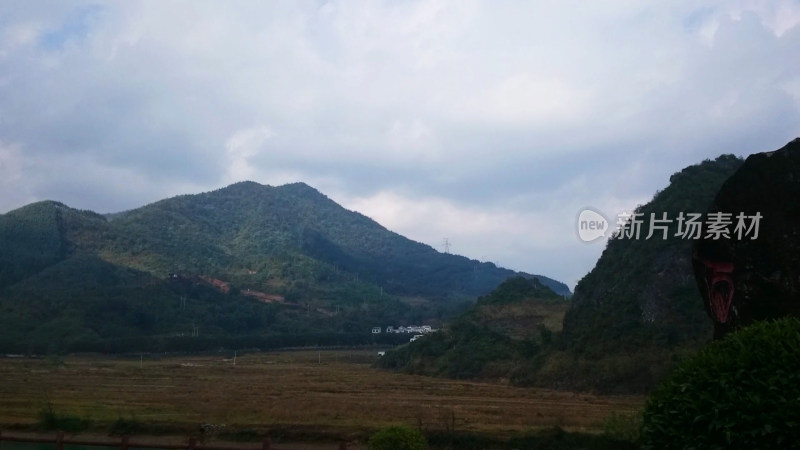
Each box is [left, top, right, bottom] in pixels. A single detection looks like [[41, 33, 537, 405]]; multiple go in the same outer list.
[[0, 142, 35, 211], [1, 22, 40, 53], [468, 74, 588, 126], [224, 126, 275, 184]]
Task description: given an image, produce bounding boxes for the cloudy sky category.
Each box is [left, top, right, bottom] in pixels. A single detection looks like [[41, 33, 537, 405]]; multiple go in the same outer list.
[[1, 1, 799, 289]]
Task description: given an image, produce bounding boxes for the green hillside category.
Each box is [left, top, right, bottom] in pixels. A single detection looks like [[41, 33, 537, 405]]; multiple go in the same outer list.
[[0, 182, 568, 354], [376, 276, 568, 382], [377, 154, 745, 393], [0, 201, 72, 288], [563, 155, 744, 352], [101, 181, 569, 298], [544, 154, 744, 392]]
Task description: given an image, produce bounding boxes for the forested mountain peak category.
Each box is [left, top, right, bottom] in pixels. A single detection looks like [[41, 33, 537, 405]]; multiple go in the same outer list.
[[0, 181, 568, 354]]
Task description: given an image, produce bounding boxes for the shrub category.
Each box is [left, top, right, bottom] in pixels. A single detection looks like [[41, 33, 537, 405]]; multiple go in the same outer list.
[[37, 403, 91, 432], [640, 317, 800, 449], [508, 426, 638, 450], [602, 411, 641, 443], [368, 425, 427, 450], [108, 417, 145, 435]]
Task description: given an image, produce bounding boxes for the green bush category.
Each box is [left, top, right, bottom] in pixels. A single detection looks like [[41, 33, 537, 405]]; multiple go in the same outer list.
[[640, 317, 800, 449], [37, 403, 91, 432], [368, 425, 427, 450], [108, 417, 145, 435], [602, 411, 641, 443], [508, 426, 638, 450]]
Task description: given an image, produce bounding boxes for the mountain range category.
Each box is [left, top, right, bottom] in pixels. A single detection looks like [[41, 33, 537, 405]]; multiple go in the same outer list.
[[0, 181, 568, 353]]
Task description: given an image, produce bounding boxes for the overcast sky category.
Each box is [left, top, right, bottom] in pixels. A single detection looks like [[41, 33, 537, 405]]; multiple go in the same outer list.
[[1, 1, 799, 289]]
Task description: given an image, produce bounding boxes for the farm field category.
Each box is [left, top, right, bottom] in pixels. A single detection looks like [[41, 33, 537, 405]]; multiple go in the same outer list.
[[0, 351, 644, 444]]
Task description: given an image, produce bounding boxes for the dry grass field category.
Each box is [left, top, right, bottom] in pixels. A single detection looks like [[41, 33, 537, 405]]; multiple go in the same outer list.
[[0, 351, 644, 442]]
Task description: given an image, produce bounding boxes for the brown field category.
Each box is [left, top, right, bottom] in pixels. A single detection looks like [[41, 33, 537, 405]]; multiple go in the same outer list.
[[0, 351, 644, 442]]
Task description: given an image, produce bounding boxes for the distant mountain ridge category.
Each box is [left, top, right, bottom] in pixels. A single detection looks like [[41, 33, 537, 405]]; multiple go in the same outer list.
[[0, 181, 568, 353], [100, 181, 568, 297]]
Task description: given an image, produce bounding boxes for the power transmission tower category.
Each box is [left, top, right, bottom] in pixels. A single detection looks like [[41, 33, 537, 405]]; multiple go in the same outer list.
[[443, 238, 451, 254]]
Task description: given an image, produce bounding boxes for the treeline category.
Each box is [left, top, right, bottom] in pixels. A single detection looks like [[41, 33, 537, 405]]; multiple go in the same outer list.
[[0, 332, 410, 355], [0, 254, 432, 355]]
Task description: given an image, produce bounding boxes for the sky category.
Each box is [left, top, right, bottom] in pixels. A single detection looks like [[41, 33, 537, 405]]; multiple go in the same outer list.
[[1, 1, 799, 289]]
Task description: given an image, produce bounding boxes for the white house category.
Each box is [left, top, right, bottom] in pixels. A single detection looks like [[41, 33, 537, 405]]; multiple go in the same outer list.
[[379, 324, 437, 334], [372, 327, 381, 334]]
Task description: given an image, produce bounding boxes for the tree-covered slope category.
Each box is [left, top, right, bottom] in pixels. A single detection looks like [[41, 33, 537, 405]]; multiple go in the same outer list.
[[0, 201, 105, 288], [376, 276, 568, 382], [379, 155, 747, 393], [562, 154, 744, 353], [0, 182, 568, 353], [0, 252, 413, 354], [537, 154, 745, 392], [102, 181, 569, 299]]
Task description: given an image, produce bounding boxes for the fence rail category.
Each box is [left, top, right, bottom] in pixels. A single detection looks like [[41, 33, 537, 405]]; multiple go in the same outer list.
[[0, 431, 348, 450]]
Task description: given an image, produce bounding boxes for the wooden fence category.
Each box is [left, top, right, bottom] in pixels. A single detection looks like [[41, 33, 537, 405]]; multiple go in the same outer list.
[[0, 431, 348, 450]]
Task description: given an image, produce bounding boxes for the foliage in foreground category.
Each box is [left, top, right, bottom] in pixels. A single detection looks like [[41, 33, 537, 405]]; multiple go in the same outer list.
[[368, 425, 427, 450], [640, 317, 800, 449]]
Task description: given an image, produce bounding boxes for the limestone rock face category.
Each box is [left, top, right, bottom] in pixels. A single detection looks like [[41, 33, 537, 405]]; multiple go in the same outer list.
[[693, 138, 800, 338]]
